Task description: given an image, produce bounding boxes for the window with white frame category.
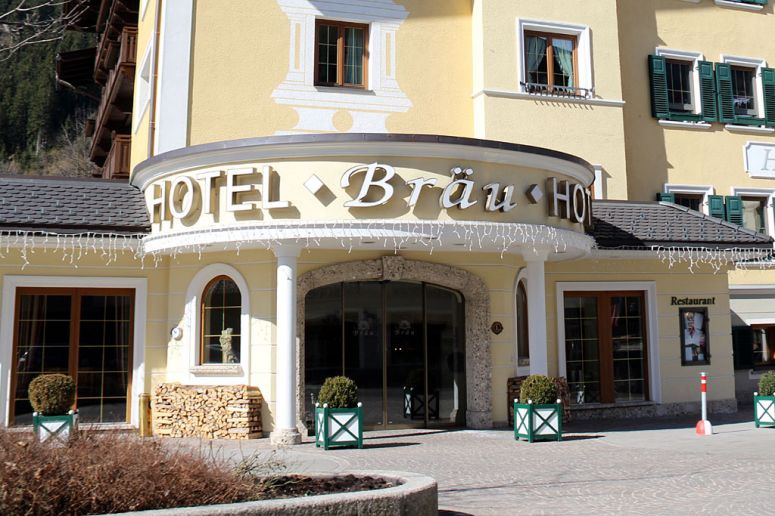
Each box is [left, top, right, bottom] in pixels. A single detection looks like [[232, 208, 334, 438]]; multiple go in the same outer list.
[[719, 55, 768, 126], [649, 48, 710, 122], [660, 184, 715, 215], [200, 276, 242, 364], [518, 19, 592, 98], [731, 188, 775, 235], [133, 43, 153, 134]]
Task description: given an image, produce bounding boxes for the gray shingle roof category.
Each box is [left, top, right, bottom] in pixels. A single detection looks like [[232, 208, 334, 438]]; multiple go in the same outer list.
[[591, 200, 773, 249], [0, 175, 150, 234]]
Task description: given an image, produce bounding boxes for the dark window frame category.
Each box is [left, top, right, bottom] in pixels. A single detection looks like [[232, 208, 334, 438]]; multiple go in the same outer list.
[[314, 20, 370, 89]]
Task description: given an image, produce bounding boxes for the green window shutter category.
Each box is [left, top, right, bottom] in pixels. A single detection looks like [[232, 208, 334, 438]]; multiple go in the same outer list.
[[725, 195, 744, 225], [698, 61, 717, 122], [732, 326, 754, 370], [708, 195, 725, 219], [656, 192, 675, 203], [648, 55, 670, 120], [762, 67, 775, 127], [716, 63, 736, 124]]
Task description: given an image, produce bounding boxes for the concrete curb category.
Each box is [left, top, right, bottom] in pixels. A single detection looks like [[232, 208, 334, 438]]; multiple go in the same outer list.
[[112, 470, 437, 516]]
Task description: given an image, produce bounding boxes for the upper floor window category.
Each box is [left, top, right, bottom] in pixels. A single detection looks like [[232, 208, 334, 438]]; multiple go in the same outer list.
[[666, 60, 694, 113], [524, 31, 577, 96], [732, 66, 757, 117], [315, 20, 369, 88], [201, 276, 241, 364], [741, 196, 768, 233]]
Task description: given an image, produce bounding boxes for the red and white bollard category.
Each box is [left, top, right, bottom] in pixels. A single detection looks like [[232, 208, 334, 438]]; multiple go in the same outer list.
[[695, 371, 713, 436]]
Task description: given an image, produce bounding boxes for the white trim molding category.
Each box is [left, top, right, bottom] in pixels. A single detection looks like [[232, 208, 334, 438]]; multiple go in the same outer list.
[[472, 89, 625, 108], [663, 184, 715, 215], [133, 42, 154, 134], [0, 276, 148, 428], [555, 281, 661, 404], [655, 47, 705, 116], [730, 186, 775, 237], [715, 0, 765, 11], [155, 0, 193, 153], [183, 263, 251, 385], [592, 164, 606, 200], [658, 120, 712, 130], [271, 0, 411, 134], [726, 124, 774, 134], [516, 18, 592, 96]]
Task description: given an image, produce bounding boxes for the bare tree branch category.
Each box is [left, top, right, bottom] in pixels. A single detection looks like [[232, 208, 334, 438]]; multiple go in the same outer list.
[[0, 0, 91, 61]]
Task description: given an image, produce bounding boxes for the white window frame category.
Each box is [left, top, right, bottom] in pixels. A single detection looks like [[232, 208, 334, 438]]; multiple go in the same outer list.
[[720, 54, 768, 125], [655, 47, 705, 116], [0, 276, 148, 428], [133, 42, 154, 134], [516, 18, 592, 96], [555, 281, 661, 404], [592, 164, 606, 200], [730, 186, 775, 237], [514, 268, 530, 377], [715, 0, 766, 11], [140, 0, 150, 20], [185, 264, 251, 384], [663, 184, 715, 215]]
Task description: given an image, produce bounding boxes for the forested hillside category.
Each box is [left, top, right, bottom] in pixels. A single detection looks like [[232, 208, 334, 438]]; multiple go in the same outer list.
[[0, 0, 96, 176]]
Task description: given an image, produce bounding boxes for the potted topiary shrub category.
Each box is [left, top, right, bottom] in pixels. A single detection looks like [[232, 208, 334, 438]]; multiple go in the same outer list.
[[513, 374, 562, 443], [315, 376, 363, 450], [28, 373, 78, 443], [754, 371, 775, 428], [403, 369, 439, 421]]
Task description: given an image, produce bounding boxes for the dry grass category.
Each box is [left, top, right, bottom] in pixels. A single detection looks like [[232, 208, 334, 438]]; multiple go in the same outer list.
[[0, 430, 257, 515]]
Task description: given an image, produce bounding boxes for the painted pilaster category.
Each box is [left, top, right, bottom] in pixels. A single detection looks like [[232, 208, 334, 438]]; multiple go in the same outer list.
[[270, 246, 302, 445], [524, 249, 549, 376]]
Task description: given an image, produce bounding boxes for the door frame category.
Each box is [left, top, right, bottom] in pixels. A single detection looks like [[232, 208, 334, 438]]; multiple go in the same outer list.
[[0, 276, 147, 428], [555, 282, 661, 404]]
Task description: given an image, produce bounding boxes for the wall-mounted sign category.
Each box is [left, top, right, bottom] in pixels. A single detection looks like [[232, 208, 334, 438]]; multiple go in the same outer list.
[[671, 296, 716, 306], [744, 142, 775, 179], [679, 307, 710, 366], [148, 162, 591, 228]]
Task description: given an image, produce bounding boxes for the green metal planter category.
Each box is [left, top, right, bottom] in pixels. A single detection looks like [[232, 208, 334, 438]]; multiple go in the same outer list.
[[315, 403, 363, 450], [403, 387, 439, 420], [754, 393, 775, 428], [513, 400, 562, 443], [32, 411, 78, 443]]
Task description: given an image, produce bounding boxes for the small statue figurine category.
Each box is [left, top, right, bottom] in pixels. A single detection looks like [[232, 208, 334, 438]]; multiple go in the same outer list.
[[219, 328, 238, 363]]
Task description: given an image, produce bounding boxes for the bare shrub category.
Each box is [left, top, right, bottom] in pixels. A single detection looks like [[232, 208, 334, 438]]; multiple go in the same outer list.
[[0, 430, 257, 515]]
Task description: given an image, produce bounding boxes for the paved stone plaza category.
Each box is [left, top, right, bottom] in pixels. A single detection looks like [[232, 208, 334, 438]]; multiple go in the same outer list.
[[180, 408, 775, 515]]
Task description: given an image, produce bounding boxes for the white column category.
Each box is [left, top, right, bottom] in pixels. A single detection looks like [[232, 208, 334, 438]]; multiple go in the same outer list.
[[524, 250, 549, 376], [270, 246, 301, 445]]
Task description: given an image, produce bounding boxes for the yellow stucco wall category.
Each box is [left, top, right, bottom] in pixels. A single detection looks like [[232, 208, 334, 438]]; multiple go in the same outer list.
[[619, 0, 775, 200]]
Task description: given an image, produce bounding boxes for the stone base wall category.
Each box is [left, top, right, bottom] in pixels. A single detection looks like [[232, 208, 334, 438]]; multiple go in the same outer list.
[[570, 398, 738, 421], [152, 383, 263, 439]]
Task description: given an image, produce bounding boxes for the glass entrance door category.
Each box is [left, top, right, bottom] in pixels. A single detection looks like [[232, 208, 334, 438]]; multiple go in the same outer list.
[[564, 291, 648, 405], [304, 281, 465, 430]]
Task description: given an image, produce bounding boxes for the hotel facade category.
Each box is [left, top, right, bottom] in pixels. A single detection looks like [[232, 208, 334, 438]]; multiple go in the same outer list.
[[1, 0, 774, 443]]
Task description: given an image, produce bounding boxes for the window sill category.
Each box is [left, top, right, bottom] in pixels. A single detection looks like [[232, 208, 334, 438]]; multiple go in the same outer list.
[[314, 85, 376, 96], [725, 124, 775, 134], [190, 364, 244, 377], [658, 119, 712, 130], [715, 0, 765, 11], [473, 88, 625, 107]]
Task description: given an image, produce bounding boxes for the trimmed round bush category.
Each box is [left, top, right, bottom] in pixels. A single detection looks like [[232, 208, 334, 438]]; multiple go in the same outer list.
[[28, 374, 76, 415], [759, 371, 775, 397], [519, 375, 558, 405], [318, 376, 358, 409]]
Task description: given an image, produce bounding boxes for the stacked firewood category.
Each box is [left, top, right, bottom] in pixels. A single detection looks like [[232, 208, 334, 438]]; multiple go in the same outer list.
[[152, 383, 263, 439]]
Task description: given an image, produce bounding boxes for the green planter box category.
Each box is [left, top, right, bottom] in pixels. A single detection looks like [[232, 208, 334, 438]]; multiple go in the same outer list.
[[513, 401, 562, 443], [32, 411, 78, 443], [315, 403, 363, 450], [754, 394, 775, 428], [403, 387, 439, 420]]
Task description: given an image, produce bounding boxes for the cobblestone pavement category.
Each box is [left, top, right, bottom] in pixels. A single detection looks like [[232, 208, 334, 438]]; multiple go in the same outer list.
[[176, 408, 775, 515]]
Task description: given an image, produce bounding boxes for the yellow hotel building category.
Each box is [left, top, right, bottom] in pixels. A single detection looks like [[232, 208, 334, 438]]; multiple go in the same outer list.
[[1, 0, 774, 442]]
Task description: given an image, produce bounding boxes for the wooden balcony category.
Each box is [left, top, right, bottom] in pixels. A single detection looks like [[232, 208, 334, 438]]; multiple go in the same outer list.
[[100, 134, 131, 179], [89, 25, 137, 166], [96, 24, 137, 85]]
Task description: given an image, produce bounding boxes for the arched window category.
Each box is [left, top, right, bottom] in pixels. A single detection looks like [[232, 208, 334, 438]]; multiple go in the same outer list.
[[200, 276, 242, 364], [516, 279, 530, 367]]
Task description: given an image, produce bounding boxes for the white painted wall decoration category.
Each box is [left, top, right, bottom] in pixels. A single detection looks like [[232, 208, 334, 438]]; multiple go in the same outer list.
[[744, 142, 775, 179], [272, 0, 412, 134]]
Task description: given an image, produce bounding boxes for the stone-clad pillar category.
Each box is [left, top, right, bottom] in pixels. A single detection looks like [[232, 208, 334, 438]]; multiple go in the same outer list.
[[524, 249, 549, 376], [270, 246, 301, 445]]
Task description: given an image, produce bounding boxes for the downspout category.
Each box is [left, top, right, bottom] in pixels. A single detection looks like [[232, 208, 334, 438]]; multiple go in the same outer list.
[[147, 0, 162, 158]]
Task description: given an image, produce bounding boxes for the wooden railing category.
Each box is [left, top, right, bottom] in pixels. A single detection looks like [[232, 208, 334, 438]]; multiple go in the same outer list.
[[102, 134, 131, 179]]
